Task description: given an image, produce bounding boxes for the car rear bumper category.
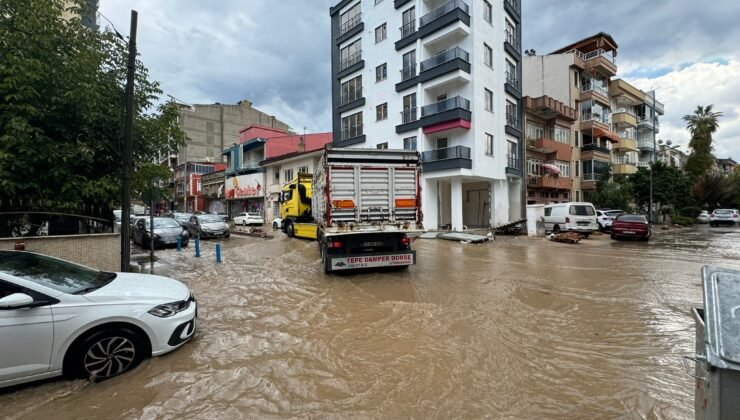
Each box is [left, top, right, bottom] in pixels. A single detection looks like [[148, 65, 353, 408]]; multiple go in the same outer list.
[[612, 229, 651, 237], [710, 219, 737, 225]]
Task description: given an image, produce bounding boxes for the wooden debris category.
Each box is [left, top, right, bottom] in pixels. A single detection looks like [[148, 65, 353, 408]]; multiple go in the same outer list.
[[548, 232, 582, 244]]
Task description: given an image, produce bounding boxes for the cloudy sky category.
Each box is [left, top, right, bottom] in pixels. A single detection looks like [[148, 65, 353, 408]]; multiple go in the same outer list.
[[100, 0, 740, 160]]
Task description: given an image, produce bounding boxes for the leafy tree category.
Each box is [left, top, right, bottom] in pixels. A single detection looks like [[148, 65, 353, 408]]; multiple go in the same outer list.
[[0, 0, 185, 208], [683, 105, 722, 179], [593, 166, 632, 210], [629, 162, 693, 213]]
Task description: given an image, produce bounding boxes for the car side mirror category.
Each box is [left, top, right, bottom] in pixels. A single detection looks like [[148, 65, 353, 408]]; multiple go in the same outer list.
[[0, 293, 35, 309]]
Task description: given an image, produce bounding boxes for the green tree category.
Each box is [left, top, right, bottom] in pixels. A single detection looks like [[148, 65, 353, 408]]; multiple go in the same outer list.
[[593, 166, 632, 210], [629, 162, 693, 213], [0, 0, 185, 207], [683, 105, 723, 179]]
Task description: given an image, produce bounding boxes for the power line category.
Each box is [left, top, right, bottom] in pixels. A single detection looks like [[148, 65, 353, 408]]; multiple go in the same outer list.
[[97, 11, 126, 41]]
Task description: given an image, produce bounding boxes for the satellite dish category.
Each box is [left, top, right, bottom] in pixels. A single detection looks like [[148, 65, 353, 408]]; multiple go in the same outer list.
[[666, 140, 672, 146], [658, 139, 664, 144]]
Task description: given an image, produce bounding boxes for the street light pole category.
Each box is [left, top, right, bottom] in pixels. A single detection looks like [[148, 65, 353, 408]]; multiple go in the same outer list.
[[120, 10, 137, 272], [648, 89, 656, 224]]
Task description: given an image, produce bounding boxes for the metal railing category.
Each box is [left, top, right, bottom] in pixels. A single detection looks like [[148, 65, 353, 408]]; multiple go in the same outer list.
[[339, 13, 362, 36], [340, 87, 362, 106], [581, 112, 609, 125], [399, 20, 417, 38], [420, 47, 470, 72], [400, 64, 417, 81], [421, 96, 470, 117], [637, 139, 656, 150], [340, 50, 362, 71], [582, 173, 601, 182], [506, 114, 521, 129], [617, 129, 636, 140], [569, 48, 616, 64], [506, 71, 519, 89], [581, 83, 608, 97], [420, 0, 469, 26], [505, 0, 519, 10], [505, 29, 520, 49], [581, 143, 610, 154], [638, 116, 660, 130], [401, 107, 418, 124], [613, 107, 636, 116], [507, 155, 522, 170], [239, 160, 261, 170], [341, 124, 363, 140], [422, 145, 471, 162]]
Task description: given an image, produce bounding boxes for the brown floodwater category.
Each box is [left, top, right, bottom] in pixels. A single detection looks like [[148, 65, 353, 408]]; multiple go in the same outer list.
[[2, 225, 740, 419]]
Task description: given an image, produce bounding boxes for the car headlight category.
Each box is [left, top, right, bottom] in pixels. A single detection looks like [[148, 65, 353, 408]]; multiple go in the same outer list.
[[148, 300, 191, 317]]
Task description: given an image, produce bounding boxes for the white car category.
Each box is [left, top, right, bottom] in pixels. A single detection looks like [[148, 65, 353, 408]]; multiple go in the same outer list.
[[697, 210, 710, 224], [709, 209, 739, 227], [272, 218, 283, 230], [233, 212, 264, 226], [0, 251, 197, 389]]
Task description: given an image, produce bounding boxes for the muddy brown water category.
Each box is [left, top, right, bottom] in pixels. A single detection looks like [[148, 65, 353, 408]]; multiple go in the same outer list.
[[2, 226, 739, 419]]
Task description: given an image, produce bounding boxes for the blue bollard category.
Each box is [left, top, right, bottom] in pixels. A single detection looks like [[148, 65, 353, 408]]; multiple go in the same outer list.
[[195, 238, 200, 257], [177, 237, 182, 253], [216, 243, 222, 263]]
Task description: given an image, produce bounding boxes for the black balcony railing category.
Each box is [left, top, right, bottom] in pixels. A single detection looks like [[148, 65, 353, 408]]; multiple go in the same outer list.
[[340, 50, 362, 71], [399, 20, 417, 39], [507, 155, 522, 169], [400, 64, 417, 81], [505, 71, 519, 89], [506, 114, 521, 129], [420, 47, 470, 72], [421, 95, 470, 117], [340, 88, 362, 106], [420, 0, 469, 26], [505, 0, 519, 10], [581, 143, 610, 154], [339, 13, 362, 36], [401, 107, 418, 124], [505, 30, 520, 49], [422, 145, 471, 162], [341, 124, 363, 140]]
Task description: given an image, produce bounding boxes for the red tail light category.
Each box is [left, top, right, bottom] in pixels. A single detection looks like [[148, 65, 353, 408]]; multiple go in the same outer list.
[[401, 236, 411, 245], [327, 241, 343, 249], [565, 217, 571, 223]]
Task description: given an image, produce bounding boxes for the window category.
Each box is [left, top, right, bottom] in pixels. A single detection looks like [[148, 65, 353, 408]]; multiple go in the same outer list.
[[507, 141, 518, 160], [484, 43, 493, 67], [506, 60, 517, 87], [483, 0, 492, 23], [528, 158, 543, 176], [436, 138, 448, 149], [340, 39, 361, 70], [376, 103, 388, 121], [377, 142, 388, 149], [574, 130, 580, 147], [298, 166, 309, 174], [376, 63, 387, 82], [375, 23, 387, 43], [402, 93, 417, 123], [402, 50, 416, 80], [505, 19, 517, 48], [575, 160, 580, 177], [284, 169, 294, 183], [576, 190, 580, 202], [341, 111, 363, 140], [484, 88, 493, 112], [526, 122, 544, 140], [339, 3, 361, 36], [401, 7, 415, 38], [574, 70, 579, 87], [553, 126, 570, 144], [553, 161, 570, 177], [340, 75, 362, 105], [403, 136, 417, 150], [506, 101, 518, 128], [485, 133, 493, 155]]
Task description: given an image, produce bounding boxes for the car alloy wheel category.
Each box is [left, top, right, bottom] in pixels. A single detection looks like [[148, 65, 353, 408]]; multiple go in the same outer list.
[[83, 336, 137, 379]]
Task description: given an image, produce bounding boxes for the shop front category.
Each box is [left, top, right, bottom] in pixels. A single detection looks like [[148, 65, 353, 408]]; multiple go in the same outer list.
[[224, 172, 265, 218]]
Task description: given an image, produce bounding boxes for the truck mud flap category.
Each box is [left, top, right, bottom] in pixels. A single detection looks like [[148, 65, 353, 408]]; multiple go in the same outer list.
[[328, 251, 416, 271]]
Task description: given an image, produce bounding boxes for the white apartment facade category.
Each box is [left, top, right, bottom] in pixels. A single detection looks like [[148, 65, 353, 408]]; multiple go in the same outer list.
[[261, 151, 325, 225], [329, 0, 524, 231]]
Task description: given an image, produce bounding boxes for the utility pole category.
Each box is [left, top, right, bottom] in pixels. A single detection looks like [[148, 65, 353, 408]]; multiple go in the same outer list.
[[120, 10, 138, 272], [649, 89, 657, 224]]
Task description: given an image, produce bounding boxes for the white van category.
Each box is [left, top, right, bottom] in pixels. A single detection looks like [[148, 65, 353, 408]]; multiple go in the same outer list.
[[543, 202, 598, 237]]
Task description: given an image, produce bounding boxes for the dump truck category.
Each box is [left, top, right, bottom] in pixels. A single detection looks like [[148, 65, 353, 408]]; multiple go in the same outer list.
[[312, 148, 424, 273], [279, 172, 318, 240]]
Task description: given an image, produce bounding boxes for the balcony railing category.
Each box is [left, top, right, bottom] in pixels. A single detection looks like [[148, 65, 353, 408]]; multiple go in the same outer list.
[[581, 112, 609, 125], [505, 30, 520, 49], [401, 107, 418, 124], [638, 116, 660, 130], [339, 13, 362, 36], [570, 48, 616, 64], [420, 0, 469, 27], [340, 88, 362, 106], [617, 129, 636, 140], [421, 96, 470, 117], [340, 50, 362, 71], [506, 114, 521, 129], [581, 83, 608, 98], [581, 143, 610, 154], [507, 155, 522, 170], [399, 20, 417, 39], [582, 173, 602, 182], [422, 145, 471, 162], [614, 107, 636, 116], [505, 0, 519, 9], [341, 124, 363, 140], [400, 64, 417, 81], [420, 47, 470, 72], [638, 139, 656, 150], [506, 71, 519, 89], [239, 160, 261, 170]]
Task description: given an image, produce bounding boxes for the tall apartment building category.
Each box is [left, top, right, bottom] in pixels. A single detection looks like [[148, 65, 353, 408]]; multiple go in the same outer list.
[[63, 0, 99, 29], [523, 33, 663, 204], [329, 0, 524, 230]]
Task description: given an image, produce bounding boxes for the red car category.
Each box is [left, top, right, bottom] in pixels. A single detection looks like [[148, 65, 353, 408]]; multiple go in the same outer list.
[[611, 214, 651, 241]]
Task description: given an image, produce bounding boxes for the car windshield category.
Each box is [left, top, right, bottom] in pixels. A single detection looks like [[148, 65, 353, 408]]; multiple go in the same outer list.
[[146, 218, 181, 229], [715, 209, 733, 214], [618, 215, 647, 223], [248, 213, 261, 217], [0, 251, 116, 294], [174, 213, 192, 221], [198, 215, 223, 223], [569, 205, 595, 216]]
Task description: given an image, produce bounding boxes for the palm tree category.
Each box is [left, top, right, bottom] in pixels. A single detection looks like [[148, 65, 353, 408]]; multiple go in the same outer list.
[[683, 105, 722, 152]]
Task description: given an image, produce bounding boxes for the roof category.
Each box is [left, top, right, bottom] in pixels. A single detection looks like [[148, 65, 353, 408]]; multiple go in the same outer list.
[[717, 158, 737, 165], [260, 148, 326, 166], [550, 32, 618, 55]]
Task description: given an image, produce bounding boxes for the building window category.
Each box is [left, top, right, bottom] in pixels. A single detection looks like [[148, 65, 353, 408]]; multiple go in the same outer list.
[[506, 60, 517, 88], [526, 122, 544, 140], [484, 88, 493, 112], [506, 101, 519, 128], [402, 93, 417, 123], [574, 70, 579, 87], [553, 126, 570, 144], [576, 190, 580, 202], [436, 137, 448, 149], [339, 3, 362, 36], [340, 39, 361, 70], [376, 102, 388, 121], [377, 142, 389, 149], [483, 0, 492, 23], [375, 23, 387, 43], [403, 136, 417, 150], [341, 111, 363, 140], [284, 169, 294, 183], [401, 7, 416, 38], [340, 75, 362, 105], [298, 166, 309, 174], [554, 161, 570, 177], [505, 19, 518, 48], [575, 160, 580, 177], [376, 63, 387, 82], [484, 43, 493, 68], [574, 130, 580, 147], [485, 133, 493, 155], [402, 50, 416, 81]]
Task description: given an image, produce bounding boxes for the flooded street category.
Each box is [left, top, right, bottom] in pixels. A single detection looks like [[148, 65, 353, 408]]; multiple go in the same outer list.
[[2, 226, 740, 419]]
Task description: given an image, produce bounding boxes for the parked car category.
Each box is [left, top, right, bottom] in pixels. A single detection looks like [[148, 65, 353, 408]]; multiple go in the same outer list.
[[113, 210, 122, 233], [188, 214, 231, 239], [233, 212, 264, 226], [697, 210, 711, 224], [543, 202, 598, 237], [133, 217, 189, 248], [596, 209, 624, 232], [170, 212, 193, 228], [0, 251, 197, 389], [611, 214, 651, 241], [272, 218, 283, 230], [129, 216, 146, 238], [709, 209, 739, 227]]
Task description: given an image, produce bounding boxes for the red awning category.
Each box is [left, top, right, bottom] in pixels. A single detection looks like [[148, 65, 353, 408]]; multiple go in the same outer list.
[[594, 127, 620, 143]]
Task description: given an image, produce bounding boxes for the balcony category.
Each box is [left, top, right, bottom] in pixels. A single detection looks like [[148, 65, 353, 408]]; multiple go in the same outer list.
[[580, 112, 610, 132], [613, 163, 637, 175], [339, 13, 362, 36], [524, 95, 577, 121], [340, 50, 362, 71], [421, 95, 469, 117], [581, 143, 611, 162], [396, 0, 470, 50], [398, 47, 471, 92], [421, 145, 472, 172], [614, 137, 638, 152], [638, 116, 660, 132], [582, 173, 604, 182], [398, 96, 471, 134], [612, 108, 637, 128], [420, 47, 469, 72], [505, 71, 520, 96], [504, 0, 520, 22], [506, 113, 521, 130], [340, 124, 364, 142], [507, 155, 522, 176], [527, 137, 572, 161], [571, 48, 617, 76], [528, 176, 572, 190], [239, 160, 261, 171], [638, 138, 656, 151], [609, 79, 646, 105], [579, 83, 609, 104], [401, 64, 417, 82], [340, 88, 362, 107]]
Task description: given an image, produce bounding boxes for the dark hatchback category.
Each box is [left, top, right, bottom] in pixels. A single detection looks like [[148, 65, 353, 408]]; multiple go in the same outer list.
[[611, 214, 651, 241], [133, 217, 190, 248]]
